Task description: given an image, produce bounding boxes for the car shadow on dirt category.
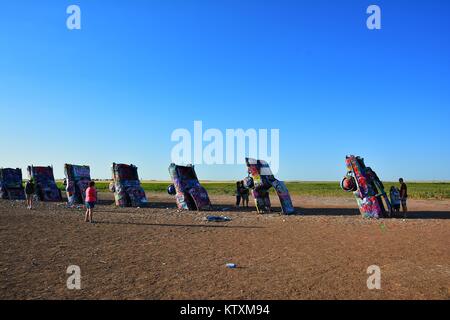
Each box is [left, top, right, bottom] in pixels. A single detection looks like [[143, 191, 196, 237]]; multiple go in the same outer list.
[[298, 207, 359, 216], [93, 220, 264, 229], [297, 207, 450, 219], [394, 211, 450, 219]]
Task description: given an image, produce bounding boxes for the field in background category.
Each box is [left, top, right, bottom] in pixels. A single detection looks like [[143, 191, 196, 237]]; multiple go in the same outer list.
[[55, 181, 450, 199]]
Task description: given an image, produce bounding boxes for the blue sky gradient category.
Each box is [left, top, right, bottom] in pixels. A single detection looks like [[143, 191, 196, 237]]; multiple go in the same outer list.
[[1, 0, 449, 181]]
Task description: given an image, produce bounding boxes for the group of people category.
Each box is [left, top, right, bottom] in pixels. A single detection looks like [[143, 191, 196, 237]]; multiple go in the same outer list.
[[389, 178, 408, 215], [23, 179, 98, 223], [235, 180, 250, 208], [22, 178, 408, 219], [235, 178, 409, 215]]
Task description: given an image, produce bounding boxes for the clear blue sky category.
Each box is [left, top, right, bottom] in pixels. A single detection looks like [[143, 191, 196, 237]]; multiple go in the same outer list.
[[1, 0, 449, 181]]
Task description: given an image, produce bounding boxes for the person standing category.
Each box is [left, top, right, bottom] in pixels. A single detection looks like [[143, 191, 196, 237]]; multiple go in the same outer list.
[[85, 181, 97, 223], [235, 181, 242, 207], [240, 181, 249, 208], [389, 186, 401, 213], [399, 178, 408, 215], [24, 179, 35, 210]]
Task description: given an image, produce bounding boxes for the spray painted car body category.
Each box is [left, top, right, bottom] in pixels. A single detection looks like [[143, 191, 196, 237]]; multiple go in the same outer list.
[[27, 165, 62, 202], [0, 168, 25, 200], [64, 164, 91, 205], [243, 158, 295, 214], [109, 163, 147, 207], [340, 155, 391, 219], [168, 163, 212, 211]]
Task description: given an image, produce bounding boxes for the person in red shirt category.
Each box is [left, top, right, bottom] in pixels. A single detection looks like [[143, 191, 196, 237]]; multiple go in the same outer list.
[[85, 181, 97, 223]]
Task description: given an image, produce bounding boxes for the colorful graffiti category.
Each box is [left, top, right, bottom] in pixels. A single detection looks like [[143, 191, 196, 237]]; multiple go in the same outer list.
[[0, 168, 25, 200], [27, 165, 62, 202], [109, 163, 148, 207], [168, 163, 212, 211], [243, 158, 295, 214], [340, 155, 392, 219], [64, 164, 91, 205]]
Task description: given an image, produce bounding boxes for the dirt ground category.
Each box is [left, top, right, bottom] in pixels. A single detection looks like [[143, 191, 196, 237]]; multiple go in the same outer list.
[[0, 192, 449, 300]]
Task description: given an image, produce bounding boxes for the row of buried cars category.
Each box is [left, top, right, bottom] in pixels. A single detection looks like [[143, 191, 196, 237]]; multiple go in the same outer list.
[[0, 166, 62, 202], [0, 163, 147, 207], [0, 155, 394, 218], [0, 159, 296, 214]]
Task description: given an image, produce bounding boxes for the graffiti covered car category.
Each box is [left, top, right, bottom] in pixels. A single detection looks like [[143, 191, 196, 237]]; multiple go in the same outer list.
[[0, 168, 25, 200], [168, 163, 212, 211], [243, 158, 295, 214], [109, 163, 148, 207], [27, 165, 62, 202], [64, 164, 91, 205], [340, 155, 392, 219]]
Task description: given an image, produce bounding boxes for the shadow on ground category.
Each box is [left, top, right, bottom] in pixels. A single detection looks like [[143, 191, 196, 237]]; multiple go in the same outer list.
[[297, 207, 450, 219], [75, 200, 450, 220], [94, 220, 263, 229]]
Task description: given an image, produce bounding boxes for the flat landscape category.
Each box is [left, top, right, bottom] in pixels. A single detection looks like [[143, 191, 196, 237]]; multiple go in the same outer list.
[[1, 182, 449, 300], [58, 181, 450, 199]]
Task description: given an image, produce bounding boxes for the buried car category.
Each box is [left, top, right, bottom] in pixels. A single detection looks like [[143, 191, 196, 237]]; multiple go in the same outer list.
[[64, 164, 91, 205], [109, 163, 148, 207], [340, 155, 392, 219], [0, 168, 25, 200], [167, 163, 212, 211], [243, 158, 295, 214], [27, 165, 62, 202]]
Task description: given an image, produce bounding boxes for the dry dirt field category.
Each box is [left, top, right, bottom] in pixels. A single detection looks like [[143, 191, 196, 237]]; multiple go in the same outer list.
[[0, 193, 449, 300]]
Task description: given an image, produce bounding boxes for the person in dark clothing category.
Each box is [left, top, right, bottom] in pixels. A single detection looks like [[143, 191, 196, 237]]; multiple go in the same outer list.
[[399, 178, 408, 215], [240, 181, 249, 208], [25, 179, 35, 210], [389, 186, 401, 213], [235, 181, 242, 207]]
